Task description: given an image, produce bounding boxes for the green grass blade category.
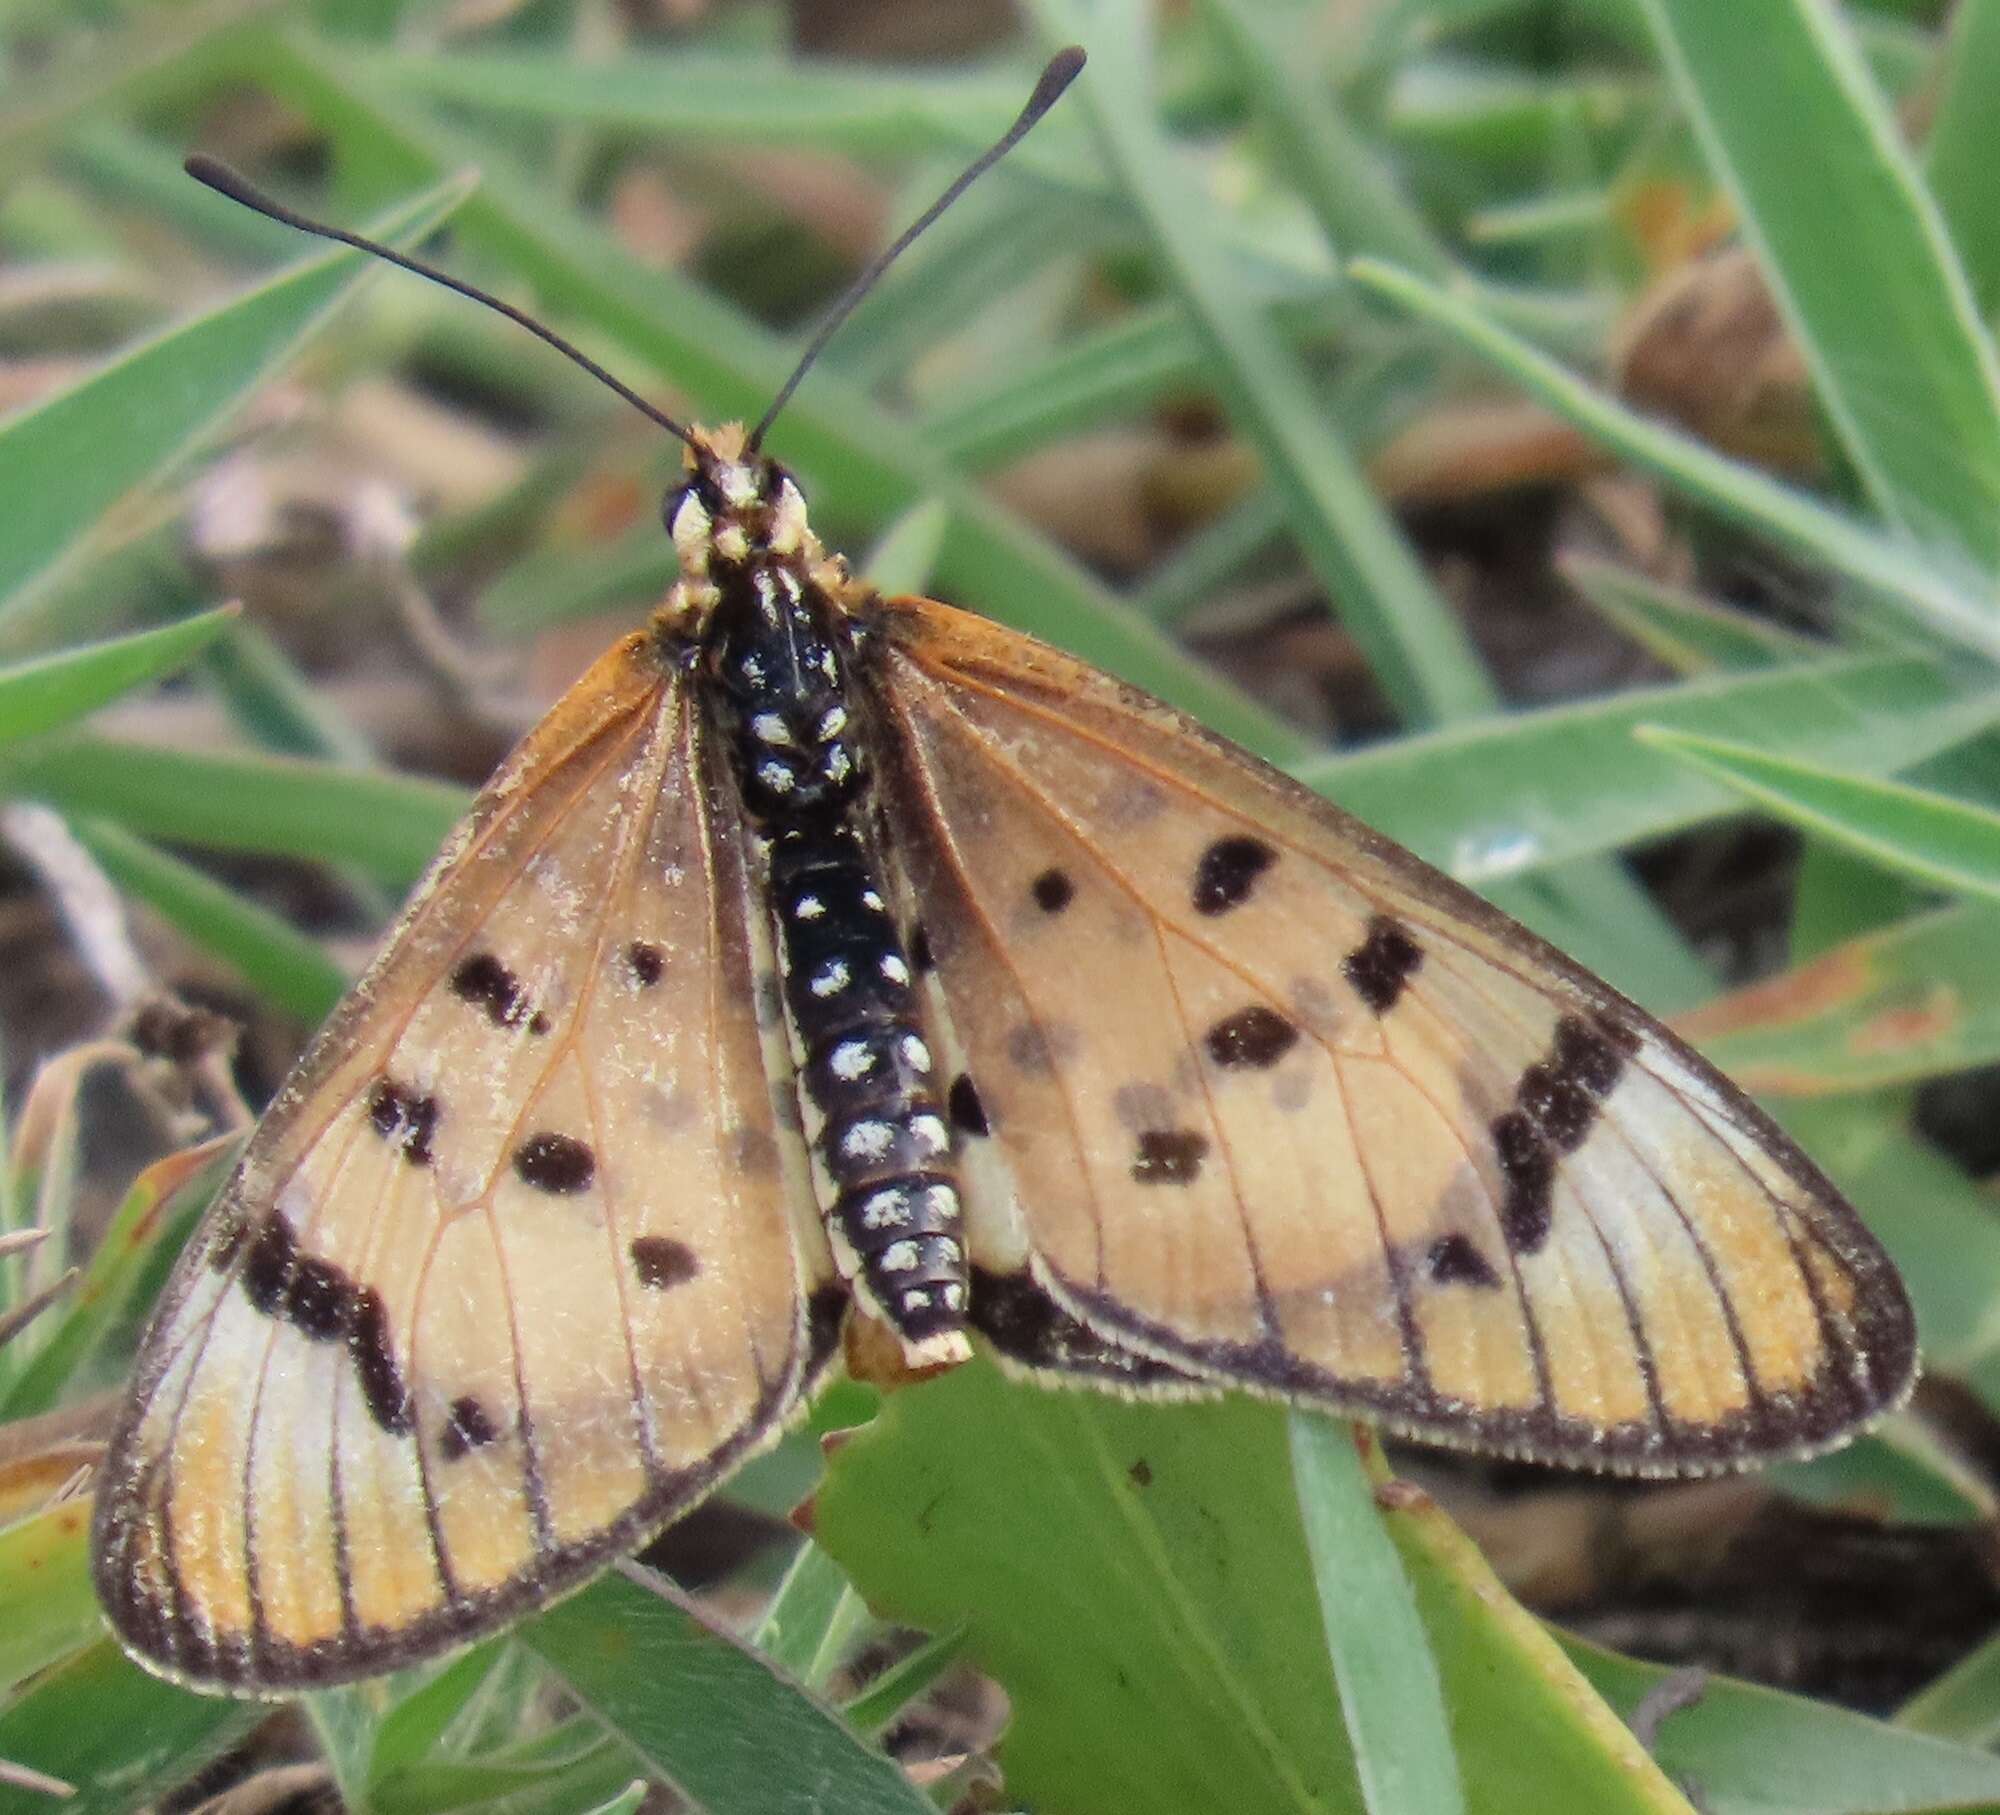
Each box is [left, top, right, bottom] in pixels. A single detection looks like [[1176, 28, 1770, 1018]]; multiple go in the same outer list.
[[1289, 1419, 1464, 1815], [1310, 656, 1995, 886], [1558, 556, 1813, 676], [0, 736, 467, 888], [1679, 900, 2000, 1095], [0, 1136, 229, 1420], [0, 0, 284, 182], [1571, 1633, 2000, 1813], [1200, 0, 1449, 278], [70, 818, 348, 1022], [753, 1540, 863, 1684], [358, 45, 1101, 181], [1924, 0, 2000, 320], [1349, 258, 1999, 661], [0, 173, 472, 633], [0, 607, 235, 742], [1637, 0, 2000, 578], [1637, 726, 2000, 903], [522, 1566, 933, 1815], [1029, 0, 1496, 728], [862, 498, 951, 599], [1897, 1626, 2000, 1746], [839, 1627, 967, 1738], [1130, 491, 1289, 630], [0, 1503, 102, 1692], [0, 1637, 262, 1815]]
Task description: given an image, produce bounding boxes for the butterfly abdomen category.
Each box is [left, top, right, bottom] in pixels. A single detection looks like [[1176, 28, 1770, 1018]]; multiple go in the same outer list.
[[710, 558, 969, 1358]]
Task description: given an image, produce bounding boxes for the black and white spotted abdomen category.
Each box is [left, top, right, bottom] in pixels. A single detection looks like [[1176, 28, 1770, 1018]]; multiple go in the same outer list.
[[708, 559, 967, 1356]]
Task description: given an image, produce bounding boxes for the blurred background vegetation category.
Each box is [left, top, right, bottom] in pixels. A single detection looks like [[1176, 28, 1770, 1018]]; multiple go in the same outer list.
[[6, 0, 2000, 1809]]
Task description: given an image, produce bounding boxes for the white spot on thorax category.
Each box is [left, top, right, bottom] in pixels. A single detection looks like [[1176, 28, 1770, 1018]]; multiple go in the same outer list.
[[793, 894, 825, 920], [900, 1034, 932, 1073], [811, 960, 850, 998], [879, 954, 910, 985], [670, 494, 712, 573], [909, 1114, 948, 1157], [818, 705, 848, 738], [752, 712, 794, 748], [880, 1239, 920, 1273], [767, 480, 809, 554]]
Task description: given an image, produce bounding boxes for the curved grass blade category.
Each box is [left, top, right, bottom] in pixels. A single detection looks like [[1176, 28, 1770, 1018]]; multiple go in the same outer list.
[[522, 1565, 934, 1815], [0, 174, 472, 635], [1638, 726, 2000, 903], [1349, 258, 1998, 663], [1289, 1418, 1464, 1815], [1638, 0, 2000, 576], [0, 608, 235, 743]]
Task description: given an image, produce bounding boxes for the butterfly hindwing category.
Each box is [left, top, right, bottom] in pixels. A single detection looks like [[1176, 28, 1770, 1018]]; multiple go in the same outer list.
[[868, 597, 1914, 1471], [93, 634, 836, 1689]]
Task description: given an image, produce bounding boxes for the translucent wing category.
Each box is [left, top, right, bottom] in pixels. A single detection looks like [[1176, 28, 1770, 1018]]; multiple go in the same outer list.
[[867, 598, 1914, 1472], [94, 634, 837, 1689]]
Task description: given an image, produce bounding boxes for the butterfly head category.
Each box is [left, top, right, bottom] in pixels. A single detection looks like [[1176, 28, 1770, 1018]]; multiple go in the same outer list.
[[662, 424, 821, 599]]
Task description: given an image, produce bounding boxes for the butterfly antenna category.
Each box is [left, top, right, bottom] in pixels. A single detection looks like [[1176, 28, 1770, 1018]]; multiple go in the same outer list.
[[183, 154, 697, 448], [747, 44, 1086, 453]]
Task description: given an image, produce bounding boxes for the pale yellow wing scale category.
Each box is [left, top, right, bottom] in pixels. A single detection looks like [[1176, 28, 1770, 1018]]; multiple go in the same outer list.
[[93, 634, 836, 1689], [867, 598, 1913, 1471]]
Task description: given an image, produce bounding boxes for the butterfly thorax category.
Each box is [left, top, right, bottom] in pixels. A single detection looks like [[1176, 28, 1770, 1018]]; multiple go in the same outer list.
[[661, 429, 971, 1365]]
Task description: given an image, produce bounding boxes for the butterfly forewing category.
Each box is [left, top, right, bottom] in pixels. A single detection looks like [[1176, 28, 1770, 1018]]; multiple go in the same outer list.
[[93, 634, 834, 1689], [867, 598, 1914, 1471]]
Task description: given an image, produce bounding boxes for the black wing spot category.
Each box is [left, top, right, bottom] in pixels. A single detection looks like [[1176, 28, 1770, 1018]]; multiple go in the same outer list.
[[626, 941, 665, 986], [1427, 1232, 1502, 1290], [1030, 867, 1075, 914], [1492, 1013, 1636, 1253], [440, 1395, 500, 1460], [1191, 836, 1276, 916], [1132, 1128, 1209, 1186], [450, 951, 544, 1031], [630, 1236, 701, 1290], [1493, 1111, 1555, 1254], [1204, 1005, 1300, 1070], [908, 921, 936, 974], [1343, 917, 1423, 1016], [350, 1289, 412, 1436], [365, 1078, 438, 1168], [513, 1132, 597, 1195], [237, 1212, 411, 1434], [948, 1073, 990, 1137]]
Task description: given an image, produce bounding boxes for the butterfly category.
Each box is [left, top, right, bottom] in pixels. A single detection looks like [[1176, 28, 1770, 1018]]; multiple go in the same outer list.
[[92, 48, 1914, 1694]]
